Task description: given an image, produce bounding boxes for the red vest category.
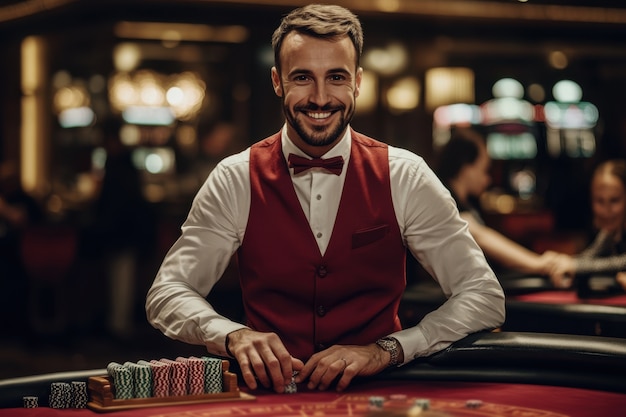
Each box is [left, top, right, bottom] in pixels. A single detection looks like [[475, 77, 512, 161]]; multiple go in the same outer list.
[[238, 130, 405, 360]]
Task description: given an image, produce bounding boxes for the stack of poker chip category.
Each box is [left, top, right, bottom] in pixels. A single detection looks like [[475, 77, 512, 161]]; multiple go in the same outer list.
[[107, 362, 134, 399], [147, 360, 171, 397], [70, 381, 89, 408], [159, 358, 188, 396], [125, 361, 152, 398], [49, 382, 72, 409], [106, 356, 224, 400], [22, 396, 38, 408], [200, 356, 223, 394], [176, 357, 204, 395]]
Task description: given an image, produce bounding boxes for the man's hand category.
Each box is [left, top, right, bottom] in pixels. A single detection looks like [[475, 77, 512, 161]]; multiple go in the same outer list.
[[226, 328, 304, 393], [548, 254, 576, 288], [296, 343, 392, 392]]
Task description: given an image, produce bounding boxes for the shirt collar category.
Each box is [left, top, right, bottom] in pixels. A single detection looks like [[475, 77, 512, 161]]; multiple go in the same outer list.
[[281, 124, 351, 163]]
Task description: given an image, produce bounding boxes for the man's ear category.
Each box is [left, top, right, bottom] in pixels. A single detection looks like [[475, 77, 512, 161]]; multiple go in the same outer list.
[[355, 66, 363, 98], [271, 67, 283, 97]]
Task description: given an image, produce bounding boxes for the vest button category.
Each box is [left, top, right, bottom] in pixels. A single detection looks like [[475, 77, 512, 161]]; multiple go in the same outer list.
[[317, 265, 327, 278], [316, 343, 326, 351], [317, 305, 326, 316]]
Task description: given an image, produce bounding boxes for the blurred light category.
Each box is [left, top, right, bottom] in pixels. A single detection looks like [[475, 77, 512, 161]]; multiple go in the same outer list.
[[544, 102, 598, 129], [132, 147, 175, 174], [119, 124, 141, 146], [510, 169, 536, 200], [492, 78, 524, 99], [113, 43, 141, 72], [122, 106, 175, 126], [167, 72, 206, 121], [527, 83, 545, 103], [109, 70, 205, 123], [432, 103, 482, 148], [145, 153, 165, 174], [552, 79, 583, 102], [161, 29, 182, 48], [374, 0, 401, 13], [433, 103, 481, 128], [58, 106, 95, 128], [166, 87, 184, 106], [21, 36, 44, 95], [363, 43, 408, 76], [175, 124, 197, 151], [487, 132, 537, 160], [483, 97, 535, 122], [114, 21, 249, 43], [46, 194, 64, 214], [21, 35, 47, 196], [53, 85, 90, 113], [548, 50, 568, 70], [425, 67, 474, 112], [52, 70, 72, 90], [144, 184, 166, 202], [92, 147, 107, 171], [355, 70, 378, 114], [386, 76, 420, 112], [495, 194, 516, 214]]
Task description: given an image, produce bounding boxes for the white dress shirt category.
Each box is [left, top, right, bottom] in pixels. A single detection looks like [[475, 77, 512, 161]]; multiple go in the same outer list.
[[146, 125, 505, 364]]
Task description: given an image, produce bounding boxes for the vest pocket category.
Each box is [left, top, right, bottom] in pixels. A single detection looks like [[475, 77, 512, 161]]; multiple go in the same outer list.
[[351, 224, 389, 249]]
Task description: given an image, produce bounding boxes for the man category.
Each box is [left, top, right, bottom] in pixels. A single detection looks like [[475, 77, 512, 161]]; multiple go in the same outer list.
[[146, 4, 504, 394]]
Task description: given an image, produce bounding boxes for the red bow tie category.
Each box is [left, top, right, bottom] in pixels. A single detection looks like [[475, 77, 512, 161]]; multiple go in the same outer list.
[[288, 153, 344, 175]]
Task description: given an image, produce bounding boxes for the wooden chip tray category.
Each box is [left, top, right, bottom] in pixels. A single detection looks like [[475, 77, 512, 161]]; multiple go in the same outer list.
[[87, 359, 255, 412]]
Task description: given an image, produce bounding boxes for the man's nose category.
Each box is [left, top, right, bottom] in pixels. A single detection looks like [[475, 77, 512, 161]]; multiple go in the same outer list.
[[310, 83, 331, 106]]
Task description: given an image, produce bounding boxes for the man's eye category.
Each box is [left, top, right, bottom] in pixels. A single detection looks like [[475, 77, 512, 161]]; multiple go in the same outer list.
[[294, 75, 309, 82], [329, 74, 345, 81]]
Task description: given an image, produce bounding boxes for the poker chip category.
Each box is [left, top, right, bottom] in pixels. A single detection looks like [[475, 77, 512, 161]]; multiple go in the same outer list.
[[201, 356, 223, 394], [71, 381, 88, 408], [284, 371, 298, 394], [148, 360, 171, 397], [160, 358, 188, 396], [22, 396, 38, 408], [126, 361, 152, 398], [103, 355, 226, 402], [107, 362, 134, 399], [368, 395, 385, 409], [179, 356, 206, 395], [49, 382, 72, 408], [414, 398, 430, 410], [466, 399, 483, 408]]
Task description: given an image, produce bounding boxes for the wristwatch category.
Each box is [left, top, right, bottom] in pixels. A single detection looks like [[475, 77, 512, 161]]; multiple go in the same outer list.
[[375, 337, 400, 367]]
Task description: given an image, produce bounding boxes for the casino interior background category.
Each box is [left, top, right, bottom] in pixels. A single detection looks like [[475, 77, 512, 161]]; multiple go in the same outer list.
[[1, 0, 626, 379]]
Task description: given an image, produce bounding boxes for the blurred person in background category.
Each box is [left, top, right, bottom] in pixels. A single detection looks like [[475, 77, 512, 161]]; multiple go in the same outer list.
[[435, 128, 563, 277], [92, 117, 156, 339], [549, 159, 626, 292]]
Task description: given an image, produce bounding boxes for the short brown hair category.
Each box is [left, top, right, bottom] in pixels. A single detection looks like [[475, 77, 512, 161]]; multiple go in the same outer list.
[[271, 4, 363, 73]]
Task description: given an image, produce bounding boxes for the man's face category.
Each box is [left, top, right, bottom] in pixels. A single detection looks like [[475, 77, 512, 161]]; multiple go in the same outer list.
[[271, 32, 362, 156]]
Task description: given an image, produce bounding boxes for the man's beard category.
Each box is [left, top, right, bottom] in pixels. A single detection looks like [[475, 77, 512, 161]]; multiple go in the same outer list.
[[283, 101, 355, 148]]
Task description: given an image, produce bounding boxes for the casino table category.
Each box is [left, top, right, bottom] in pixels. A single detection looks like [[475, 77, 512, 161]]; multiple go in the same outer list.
[[1, 331, 626, 417], [503, 275, 626, 338], [402, 276, 626, 338]]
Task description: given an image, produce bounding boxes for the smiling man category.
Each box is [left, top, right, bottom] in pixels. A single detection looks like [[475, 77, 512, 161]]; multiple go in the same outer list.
[[146, 4, 504, 394]]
